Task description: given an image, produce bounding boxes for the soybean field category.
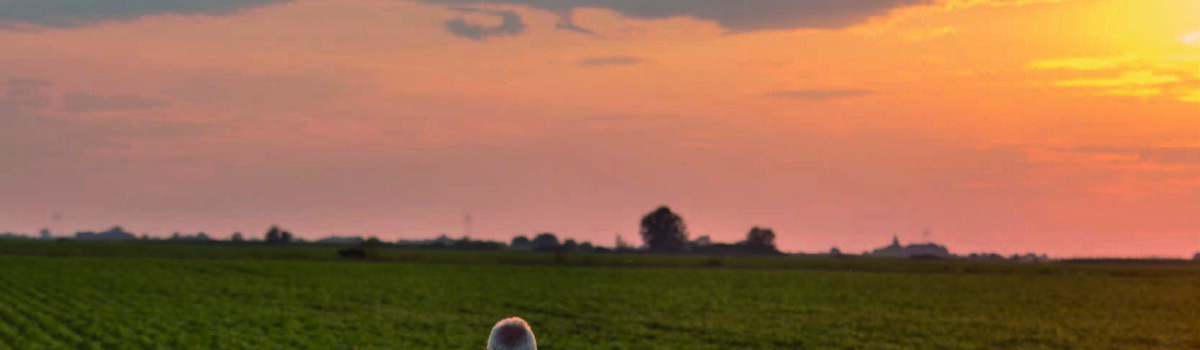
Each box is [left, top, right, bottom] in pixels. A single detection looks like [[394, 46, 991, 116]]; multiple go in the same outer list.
[[0, 243, 1198, 349]]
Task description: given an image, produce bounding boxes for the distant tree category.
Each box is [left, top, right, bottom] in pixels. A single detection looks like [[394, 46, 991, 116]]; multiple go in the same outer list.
[[532, 232, 560, 251], [171, 232, 182, 241], [510, 235, 531, 247], [830, 247, 843, 257], [615, 234, 633, 251], [562, 239, 578, 252], [640, 206, 688, 252], [744, 227, 777, 253], [265, 226, 284, 244], [364, 236, 384, 258], [579, 241, 593, 252], [1193, 253, 1199, 261], [231, 232, 245, 243], [281, 230, 293, 244]]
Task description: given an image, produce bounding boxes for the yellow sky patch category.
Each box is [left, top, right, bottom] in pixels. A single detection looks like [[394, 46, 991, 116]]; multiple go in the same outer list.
[[1054, 71, 1180, 88], [902, 26, 958, 42], [1180, 90, 1200, 103], [1183, 31, 1200, 46], [1028, 55, 1138, 71]]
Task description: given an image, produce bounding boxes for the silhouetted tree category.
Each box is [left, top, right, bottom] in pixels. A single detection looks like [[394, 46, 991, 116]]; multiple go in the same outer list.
[[510, 235, 531, 248], [562, 239, 578, 252], [231, 232, 244, 243], [744, 227, 777, 253], [363, 236, 383, 258], [532, 232, 560, 251], [830, 247, 843, 258], [615, 234, 633, 251], [640, 206, 688, 252], [265, 226, 290, 244]]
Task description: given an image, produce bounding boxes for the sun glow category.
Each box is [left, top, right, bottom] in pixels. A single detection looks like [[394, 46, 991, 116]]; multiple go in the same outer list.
[[1073, 1, 1200, 51], [1183, 31, 1200, 46]]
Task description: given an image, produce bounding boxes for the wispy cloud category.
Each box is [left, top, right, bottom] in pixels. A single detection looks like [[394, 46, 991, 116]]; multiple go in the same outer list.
[[1053, 71, 1180, 88], [2, 78, 53, 110], [554, 11, 598, 37], [1029, 54, 1200, 103], [1028, 54, 1138, 71], [444, 7, 526, 41], [420, 0, 937, 37], [901, 26, 958, 42], [0, 0, 291, 30], [577, 56, 646, 66], [62, 93, 169, 113], [1057, 146, 1200, 166], [765, 89, 876, 101], [941, 0, 1069, 9]]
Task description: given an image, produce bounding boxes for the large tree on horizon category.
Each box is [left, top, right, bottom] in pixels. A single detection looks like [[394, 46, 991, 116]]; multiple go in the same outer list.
[[265, 225, 293, 245], [640, 206, 688, 252], [744, 226, 778, 254]]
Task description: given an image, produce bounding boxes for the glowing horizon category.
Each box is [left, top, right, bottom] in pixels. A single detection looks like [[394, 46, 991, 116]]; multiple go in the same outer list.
[[1, 0, 1198, 258]]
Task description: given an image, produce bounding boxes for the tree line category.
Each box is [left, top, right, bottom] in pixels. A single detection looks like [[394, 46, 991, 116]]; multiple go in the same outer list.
[[12, 205, 780, 255]]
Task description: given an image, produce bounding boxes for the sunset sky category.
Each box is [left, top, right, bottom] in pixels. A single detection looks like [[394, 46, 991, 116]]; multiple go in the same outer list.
[[1, 0, 1198, 257]]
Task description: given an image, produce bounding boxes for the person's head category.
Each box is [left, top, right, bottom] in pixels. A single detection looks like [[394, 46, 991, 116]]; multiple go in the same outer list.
[[487, 317, 536, 350]]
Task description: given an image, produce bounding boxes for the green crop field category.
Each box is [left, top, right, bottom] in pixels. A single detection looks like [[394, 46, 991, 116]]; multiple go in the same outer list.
[[1, 242, 1199, 349]]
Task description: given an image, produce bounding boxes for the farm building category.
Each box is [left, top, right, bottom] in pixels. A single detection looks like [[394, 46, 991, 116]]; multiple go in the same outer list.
[[872, 236, 951, 258]]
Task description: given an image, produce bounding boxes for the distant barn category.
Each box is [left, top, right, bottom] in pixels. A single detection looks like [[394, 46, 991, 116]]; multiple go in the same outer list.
[[872, 236, 950, 258]]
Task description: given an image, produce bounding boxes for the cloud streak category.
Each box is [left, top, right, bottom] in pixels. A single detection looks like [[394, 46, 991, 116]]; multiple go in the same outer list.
[[765, 89, 876, 101], [62, 93, 169, 113], [421, 0, 936, 37], [0, 0, 291, 30], [577, 56, 646, 66], [444, 7, 527, 41], [1030, 54, 1200, 103], [2, 78, 53, 110], [1059, 146, 1200, 166]]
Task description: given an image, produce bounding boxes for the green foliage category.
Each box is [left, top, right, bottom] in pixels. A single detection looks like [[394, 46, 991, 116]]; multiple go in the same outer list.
[[0, 242, 1198, 348]]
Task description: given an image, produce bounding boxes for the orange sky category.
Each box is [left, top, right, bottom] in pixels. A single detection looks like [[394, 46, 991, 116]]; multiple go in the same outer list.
[[1, 0, 1197, 257]]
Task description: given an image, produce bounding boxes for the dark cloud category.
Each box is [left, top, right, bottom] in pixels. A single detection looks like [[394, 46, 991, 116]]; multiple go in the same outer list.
[[765, 89, 876, 101], [445, 7, 527, 41], [577, 56, 646, 66], [554, 12, 598, 36], [63, 93, 169, 113], [0, 0, 291, 30], [421, 0, 935, 36]]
